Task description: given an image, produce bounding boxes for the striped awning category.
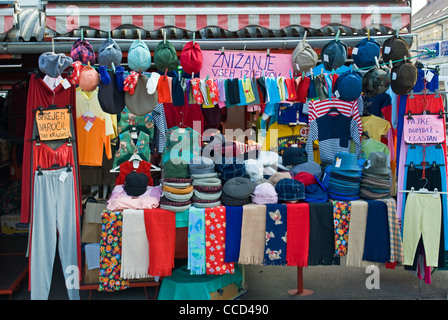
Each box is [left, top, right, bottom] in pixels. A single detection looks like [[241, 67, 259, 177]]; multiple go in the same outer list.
[[46, 2, 411, 35], [0, 4, 16, 34]]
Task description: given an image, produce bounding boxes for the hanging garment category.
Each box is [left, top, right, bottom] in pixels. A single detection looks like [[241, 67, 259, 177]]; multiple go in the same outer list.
[[114, 159, 154, 186], [378, 197, 404, 264], [21, 73, 76, 224], [261, 121, 309, 155], [238, 204, 267, 265], [30, 168, 80, 300], [344, 200, 368, 267], [264, 204, 288, 266], [76, 115, 112, 166], [162, 126, 201, 165], [188, 207, 206, 275], [361, 115, 392, 142], [362, 200, 391, 263], [286, 202, 310, 267], [113, 129, 152, 167], [332, 201, 351, 257], [224, 206, 243, 263]]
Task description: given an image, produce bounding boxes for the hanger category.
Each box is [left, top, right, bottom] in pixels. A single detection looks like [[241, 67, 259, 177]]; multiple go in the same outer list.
[[399, 187, 448, 195], [178, 111, 186, 128], [83, 110, 94, 118], [109, 156, 161, 173], [37, 163, 72, 176]]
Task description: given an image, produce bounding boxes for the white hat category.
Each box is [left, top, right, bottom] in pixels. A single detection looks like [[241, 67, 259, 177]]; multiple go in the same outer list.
[[244, 159, 264, 182]]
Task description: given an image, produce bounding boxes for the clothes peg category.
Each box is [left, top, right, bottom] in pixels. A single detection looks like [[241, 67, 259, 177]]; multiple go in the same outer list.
[[267, 48, 270, 57], [303, 31, 307, 42], [221, 47, 225, 55], [367, 29, 370, 40], [335, 30, 340, 42], [374, 56, 380, 68], [192, 32, 195, 44], [111, 62, 116, 74], [51, 38, 55, 53], [81, 28, 84, 41], [163, 29, 166, 44]]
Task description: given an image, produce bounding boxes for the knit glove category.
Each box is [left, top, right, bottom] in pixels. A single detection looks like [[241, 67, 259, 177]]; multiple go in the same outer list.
[[98, 65, 111, 85], [190, 78, 204, 104], [206, 79, 220, 105], [123, 71, 139, 95], [68, 61, 83, 85], [115, 66, 125, 92]]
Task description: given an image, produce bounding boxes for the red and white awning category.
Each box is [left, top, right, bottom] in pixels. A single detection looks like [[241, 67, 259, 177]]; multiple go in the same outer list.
[[46, 2, 411, 34], [0, 6, 16, 34]]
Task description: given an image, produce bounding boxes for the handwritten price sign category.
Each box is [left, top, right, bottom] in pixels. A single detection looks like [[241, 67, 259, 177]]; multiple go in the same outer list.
[[36, 108, 72, 140], [200, 50, 293, 79], [403, 114, 445, 144]]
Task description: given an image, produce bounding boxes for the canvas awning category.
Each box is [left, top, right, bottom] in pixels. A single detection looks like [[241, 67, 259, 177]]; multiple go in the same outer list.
[[45, 1, 411, 35], [0, 2, 18, 34]]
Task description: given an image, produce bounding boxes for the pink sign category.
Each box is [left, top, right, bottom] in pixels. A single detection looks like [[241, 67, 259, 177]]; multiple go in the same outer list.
[[200, 50, 293, 79], [403, 114, 445, 144]]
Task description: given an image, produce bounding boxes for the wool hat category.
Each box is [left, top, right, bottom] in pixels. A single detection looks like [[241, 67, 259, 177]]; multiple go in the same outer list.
[[215, 157, 246, 181], [257, 151, 279, 168], [244, 159, 264, 182], [222, 177, 256, 200], [179, 41, 203, 75], [390, 61, 418, 96], [164, 159, 190, 179], [124, 171, 148, 197], [382, 35, 411, 65], [352, 37, 381, 69], [290, 161, 322, 179], [70, 39, 96, 65], [38, 52, 73, 78], [321, 39, 348, 71], [251, 182, 278, 205], [268, 172, 292, 186], [189, 157, 215, 175], [362, 66, 391, 98], [125, 74, 158, 116], [154, 40, 179, 72], [282, 147, 307, 167], [332, 152, 361, 172], [275, 178, 305, 202], [362, 151, 391, 175], [291, 40, 318, 73], [78, 65, 100, 92], [333, 69, 363, 102], [97, 38, 122, 68], [98, 69, 126, 114], [128, 40, 151, 72], [220, 192, 252, 207]]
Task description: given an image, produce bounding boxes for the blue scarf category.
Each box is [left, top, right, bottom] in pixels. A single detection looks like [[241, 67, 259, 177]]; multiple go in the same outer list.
[[264, 204, 288, 265], [187, 207, 206, 275], [224, 206, 243, 263]]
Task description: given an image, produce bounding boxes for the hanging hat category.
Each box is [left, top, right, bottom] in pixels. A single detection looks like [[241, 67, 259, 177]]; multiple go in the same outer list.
[[154, 40, 179, 72], [78, 65, 100, 92], [38, 52, 73, 78], [275, 178, 305, 202], [321, 39, 348, 71], [362, 66, 390, 98], [124, 171, 148, 197], [128, 40, 151, 72], [97, 38, 122, 69], [179, 41, 203, 75], [282, 147, 307, 167], [363, 151, 391, 176], [333, 69, 363, 102], [98, 68, 126, 114], [125, 74, 158, 116], [382, 35, 411, 66], [352, 37, 381, 69], [291, 40, 318, 73], [252, 182, 278, 205], [70, 39, 96, 65], [332, 152, 361, 172], [390, 61, 418, 96]]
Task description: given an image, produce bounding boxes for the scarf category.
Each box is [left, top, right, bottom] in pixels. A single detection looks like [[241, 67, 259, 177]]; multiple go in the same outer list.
[[99, 210, 129, 292], [238, 204, 266, 265], [332, 201, 351, 257], [362, 200, 391, 263], [379, 197, 404, 264], [286, 202, 310, 267], [224, 206, 243, 263], [264, 204, 288, 265], [120, 209, 150, 279], [143, 208, 176, 277], [205, 206, 235, 274], [345, 200, 368, 267], [188, 207, 206, 274], [308, 202, 337, 266]]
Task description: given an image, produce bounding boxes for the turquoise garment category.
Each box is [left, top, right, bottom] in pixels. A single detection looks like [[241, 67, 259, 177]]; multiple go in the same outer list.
[[175, 210, 189, 228], [113, 129, 152, 167], [157, 265, 243, 300], [117, 107, 155, 138], [162, 126, 201, 165], [187, 207, 206, 275]]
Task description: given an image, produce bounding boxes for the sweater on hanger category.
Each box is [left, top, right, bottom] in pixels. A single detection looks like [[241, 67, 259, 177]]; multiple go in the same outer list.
[[77, 115, 112, 166]]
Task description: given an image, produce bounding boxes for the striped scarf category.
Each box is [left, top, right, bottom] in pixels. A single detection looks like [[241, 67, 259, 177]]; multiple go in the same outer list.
[[379, 197, 404, 263]]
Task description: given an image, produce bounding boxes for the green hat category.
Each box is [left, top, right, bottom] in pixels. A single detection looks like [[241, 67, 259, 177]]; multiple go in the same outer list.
[[154, 40, 179, 72], [164, 159, 189, 179]]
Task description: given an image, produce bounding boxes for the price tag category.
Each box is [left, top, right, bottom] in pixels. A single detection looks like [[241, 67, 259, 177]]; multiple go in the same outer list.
[[424, 71, 434, 83], [323, 54, 329, 62], [178, 128, 185, 134], [131, 132, 138, 139], [335, 157, 342, 168], [84, 121, 93, 132], [352, 47, 358, 55], [334, 90, 340, 98], [384, 46, 391, 54], [60, 78, 71, 89], [392, 72, 397, 80], [59, 170, 68, 182]]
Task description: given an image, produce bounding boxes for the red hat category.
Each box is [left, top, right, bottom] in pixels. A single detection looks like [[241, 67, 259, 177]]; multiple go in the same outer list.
[[294, 172, 317, 186], [179, 41, 203, 75]]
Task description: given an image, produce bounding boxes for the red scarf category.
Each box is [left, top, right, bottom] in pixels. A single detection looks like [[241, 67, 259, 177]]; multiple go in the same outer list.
[[286, 203, 310, 267], [143, 208, 176, 277], [205, 206, 235, 275]]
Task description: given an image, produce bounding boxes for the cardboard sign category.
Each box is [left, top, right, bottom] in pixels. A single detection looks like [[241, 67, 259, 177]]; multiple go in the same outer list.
[[200, 50, 293, 79], [403, 114, 445, 144], [35, 108, 71, 140]]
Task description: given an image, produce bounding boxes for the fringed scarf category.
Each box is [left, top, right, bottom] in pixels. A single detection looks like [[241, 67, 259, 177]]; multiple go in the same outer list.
[[188, 207, 206, 274], [308, 202, 338, 266], [205, 206, 235, 274], [121, 209, 150, 279], [286, 203, 310, 267], [332, 201, 351, 257], [224, 206, 243, 263], [238, 204, 266, 265], [99, 210, 129, 292], [345, 200, 368, 267], [143, 208, 176, 277], [264, 204, 287, 265]]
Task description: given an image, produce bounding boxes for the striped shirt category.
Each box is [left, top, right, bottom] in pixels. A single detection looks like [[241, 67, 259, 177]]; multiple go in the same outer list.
[[308, 98, 363, 136]]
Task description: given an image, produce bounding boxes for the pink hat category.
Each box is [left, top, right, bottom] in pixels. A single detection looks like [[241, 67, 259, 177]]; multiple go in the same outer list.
[[252, 182, 278, 205], [78, 65, 100, 92]]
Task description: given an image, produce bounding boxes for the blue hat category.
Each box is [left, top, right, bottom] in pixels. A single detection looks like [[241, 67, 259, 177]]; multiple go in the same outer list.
[[332, 152, 361, 172], [352, 37, 381, 69], [128, 40, 151, 72], [275, 178, 305, 202], [215, 157, 246, 182], [333, 69, 363, 102], [282, 147, 307, 167], [321, 39, 347, 71], [304, 183, 328, 202]]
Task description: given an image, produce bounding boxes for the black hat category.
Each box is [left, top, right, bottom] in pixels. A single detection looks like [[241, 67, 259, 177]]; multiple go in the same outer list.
[[124, 171, 148, 197]]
